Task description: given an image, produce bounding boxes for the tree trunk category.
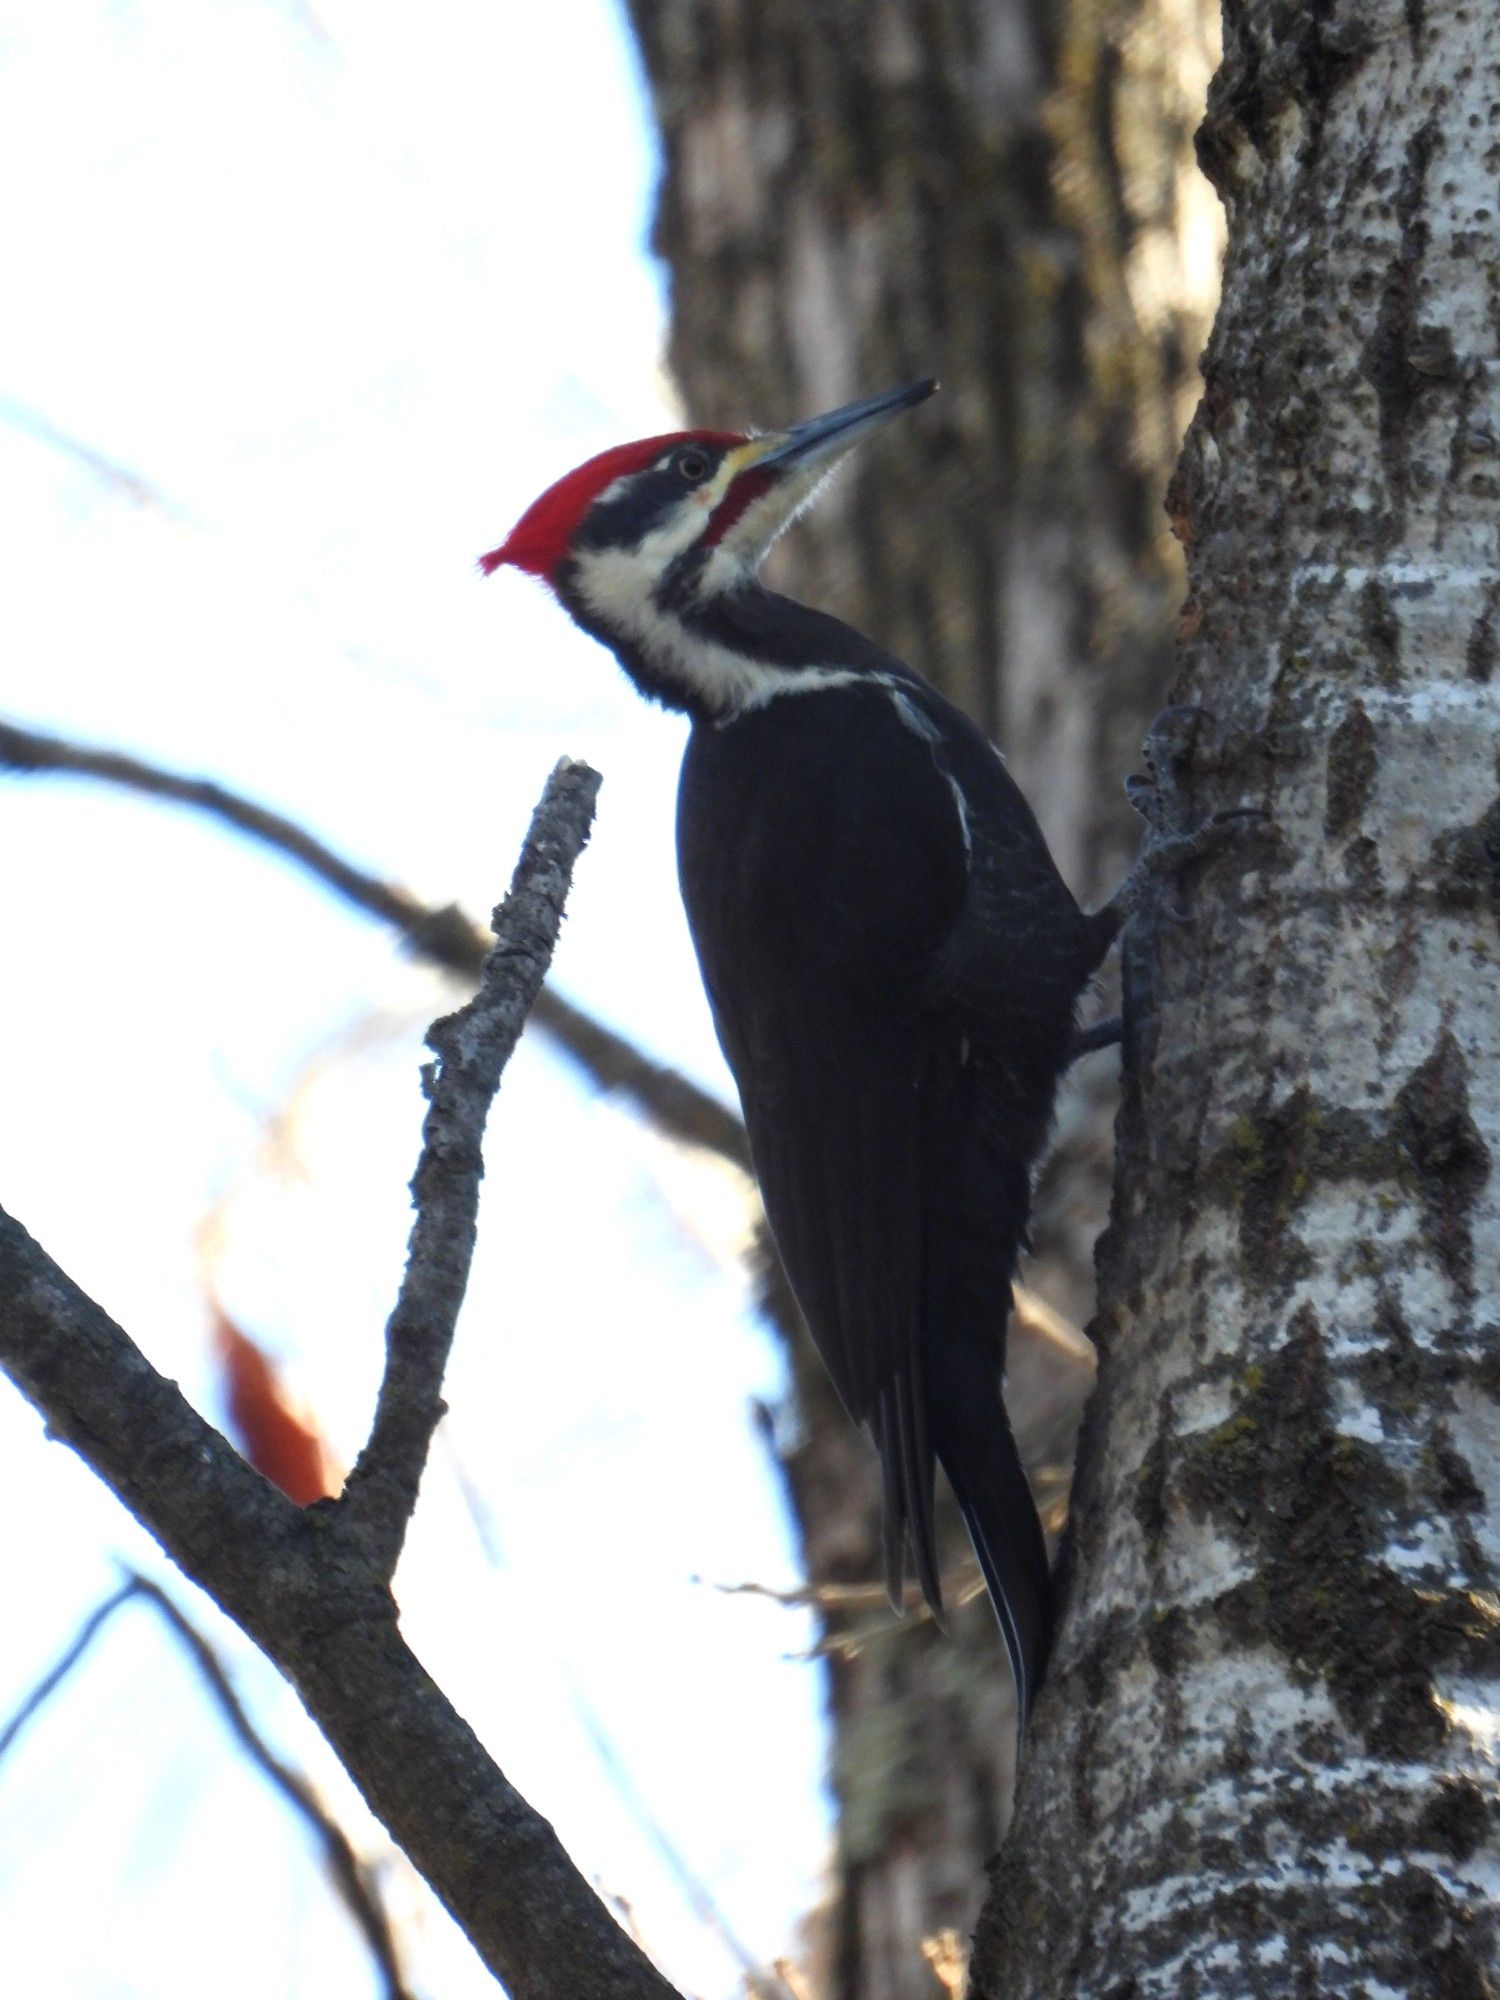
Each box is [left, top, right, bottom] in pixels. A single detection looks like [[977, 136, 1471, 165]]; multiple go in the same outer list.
[[626, 2, 1221, 1990], [972, 5, 1500, 1993]]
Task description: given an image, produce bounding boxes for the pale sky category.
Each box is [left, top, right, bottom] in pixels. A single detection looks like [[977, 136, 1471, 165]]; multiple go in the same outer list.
[[0, 4, 831, 1995]]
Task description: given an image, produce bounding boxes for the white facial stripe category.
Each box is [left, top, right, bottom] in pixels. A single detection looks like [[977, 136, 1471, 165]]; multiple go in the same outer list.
[[594, 470, 640, 508], [712, 459, 840, 568], [701, 455, 742, 511], [590, 446, 835, 599], [699, 544, 750, 596], [634, 504, 714, 565], [593, 451, 739, 548], [572, 545, 859, 716], [568, 445, 858, 717]]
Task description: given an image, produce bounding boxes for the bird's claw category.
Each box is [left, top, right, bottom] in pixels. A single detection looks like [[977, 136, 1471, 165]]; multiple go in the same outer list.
[[1123, 807, 1268, 923], [1126, 704, 1212, 836], [1123, 772, 1156, 819], [1101, 706, 1268, 938]]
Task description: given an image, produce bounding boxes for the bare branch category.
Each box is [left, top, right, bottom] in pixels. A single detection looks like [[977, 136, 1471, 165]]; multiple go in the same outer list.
[[442, 1424, 794, 1987], [0, 714, 750, 1171], [0, 1578, 140, 1762], [568, 1678, 800, 2000], [341, 756, 600, 1573], [0, 398, 189, 519], [131, 1572, 413, 2000], [0, 1207, 304, 1591], [1, 1569, 412, 1999], [536, 983, 750, 1172], [0, 1230, 680, 1999], [0, 762, 684, 2000]]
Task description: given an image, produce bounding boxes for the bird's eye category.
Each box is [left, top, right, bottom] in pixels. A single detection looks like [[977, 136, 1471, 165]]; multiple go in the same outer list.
[[675, 448, 710, 484]]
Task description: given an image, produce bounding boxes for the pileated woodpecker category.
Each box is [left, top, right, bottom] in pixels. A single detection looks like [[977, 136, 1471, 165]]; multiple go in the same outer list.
[[483, 380, 1239, 1729]]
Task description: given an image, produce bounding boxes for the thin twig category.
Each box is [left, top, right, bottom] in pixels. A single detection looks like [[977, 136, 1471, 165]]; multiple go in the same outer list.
[[0, 761, 684, 1999], [339, 757, 601, 1576], [130, 1573, 413, 2000], [536, 984, 750, 1171], [0, 715, 751, 1171], [0, 1571, 412, 1999], [0, 1578, 141, 1762], [0, 399, 189, 519], [440, 1425, 795, 1999], [697, 1569, 986, 1615], [568, 1681, 801, 2000]]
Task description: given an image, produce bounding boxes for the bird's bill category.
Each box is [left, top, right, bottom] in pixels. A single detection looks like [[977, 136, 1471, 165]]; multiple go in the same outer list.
[[703, 379, 936, 567], [737, 378, 937, 477]]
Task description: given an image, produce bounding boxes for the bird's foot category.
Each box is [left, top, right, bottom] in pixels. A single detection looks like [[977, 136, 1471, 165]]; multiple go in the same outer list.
[[1110, 806, 1268, 929], [1129, 704, 1211, 837], [1091, 707, 1268, 951]]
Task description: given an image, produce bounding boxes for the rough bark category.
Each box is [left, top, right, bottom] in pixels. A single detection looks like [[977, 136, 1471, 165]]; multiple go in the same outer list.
[[625, 1, 1220, 1987], [974, 6, 1500, 1993]]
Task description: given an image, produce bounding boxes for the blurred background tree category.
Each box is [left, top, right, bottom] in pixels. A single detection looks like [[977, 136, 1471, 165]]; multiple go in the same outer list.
[[622, 3, 1222, 1991]]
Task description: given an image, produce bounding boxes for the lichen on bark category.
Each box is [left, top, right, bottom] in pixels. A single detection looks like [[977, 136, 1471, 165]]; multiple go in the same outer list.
[[973, 4, 1500, 1994]]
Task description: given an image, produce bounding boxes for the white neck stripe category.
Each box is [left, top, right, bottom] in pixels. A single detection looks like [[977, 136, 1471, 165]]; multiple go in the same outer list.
[[572, 544, 861, 718]]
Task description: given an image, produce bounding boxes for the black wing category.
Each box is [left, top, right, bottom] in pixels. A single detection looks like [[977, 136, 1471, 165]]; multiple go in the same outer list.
[[731, 987, 949, 1607], [678, 674, 1089, 1708], [679, 683, 967, 1593], [897, 681, 1092, 1713]]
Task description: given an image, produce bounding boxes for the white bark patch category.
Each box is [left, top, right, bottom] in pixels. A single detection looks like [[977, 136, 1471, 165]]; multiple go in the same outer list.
[[1447, 1386, 1500, 1577], [988, 8, 1500, 1992]]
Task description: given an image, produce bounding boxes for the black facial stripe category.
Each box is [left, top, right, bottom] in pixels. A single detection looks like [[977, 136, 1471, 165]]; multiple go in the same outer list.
[[575, 445, 730, 554], [659, 570, 901, 675], [655, 546, 711, 615]]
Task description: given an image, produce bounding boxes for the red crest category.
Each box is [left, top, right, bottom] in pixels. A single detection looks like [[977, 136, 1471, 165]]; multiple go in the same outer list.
[[481, 430, 745, 580]]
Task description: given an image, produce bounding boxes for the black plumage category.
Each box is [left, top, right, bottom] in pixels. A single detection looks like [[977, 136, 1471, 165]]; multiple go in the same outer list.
[[675, 625, 1106, 1717], [486, 382, 1123, 1728]]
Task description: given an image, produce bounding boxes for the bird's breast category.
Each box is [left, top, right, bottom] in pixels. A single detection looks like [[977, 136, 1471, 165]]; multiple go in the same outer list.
[[675, 681, 972, 994]]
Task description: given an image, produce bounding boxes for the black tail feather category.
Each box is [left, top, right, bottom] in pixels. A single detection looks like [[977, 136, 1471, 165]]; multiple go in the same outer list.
[[930, 1357, 1053, 1726], [893, 1371, 942, 1616], [872, 1382, 944, 1618]]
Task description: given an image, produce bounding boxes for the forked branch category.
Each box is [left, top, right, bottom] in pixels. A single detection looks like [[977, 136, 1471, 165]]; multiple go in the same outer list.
[[343, 756, 602, 1574], [0, 760, 684, 2000]]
